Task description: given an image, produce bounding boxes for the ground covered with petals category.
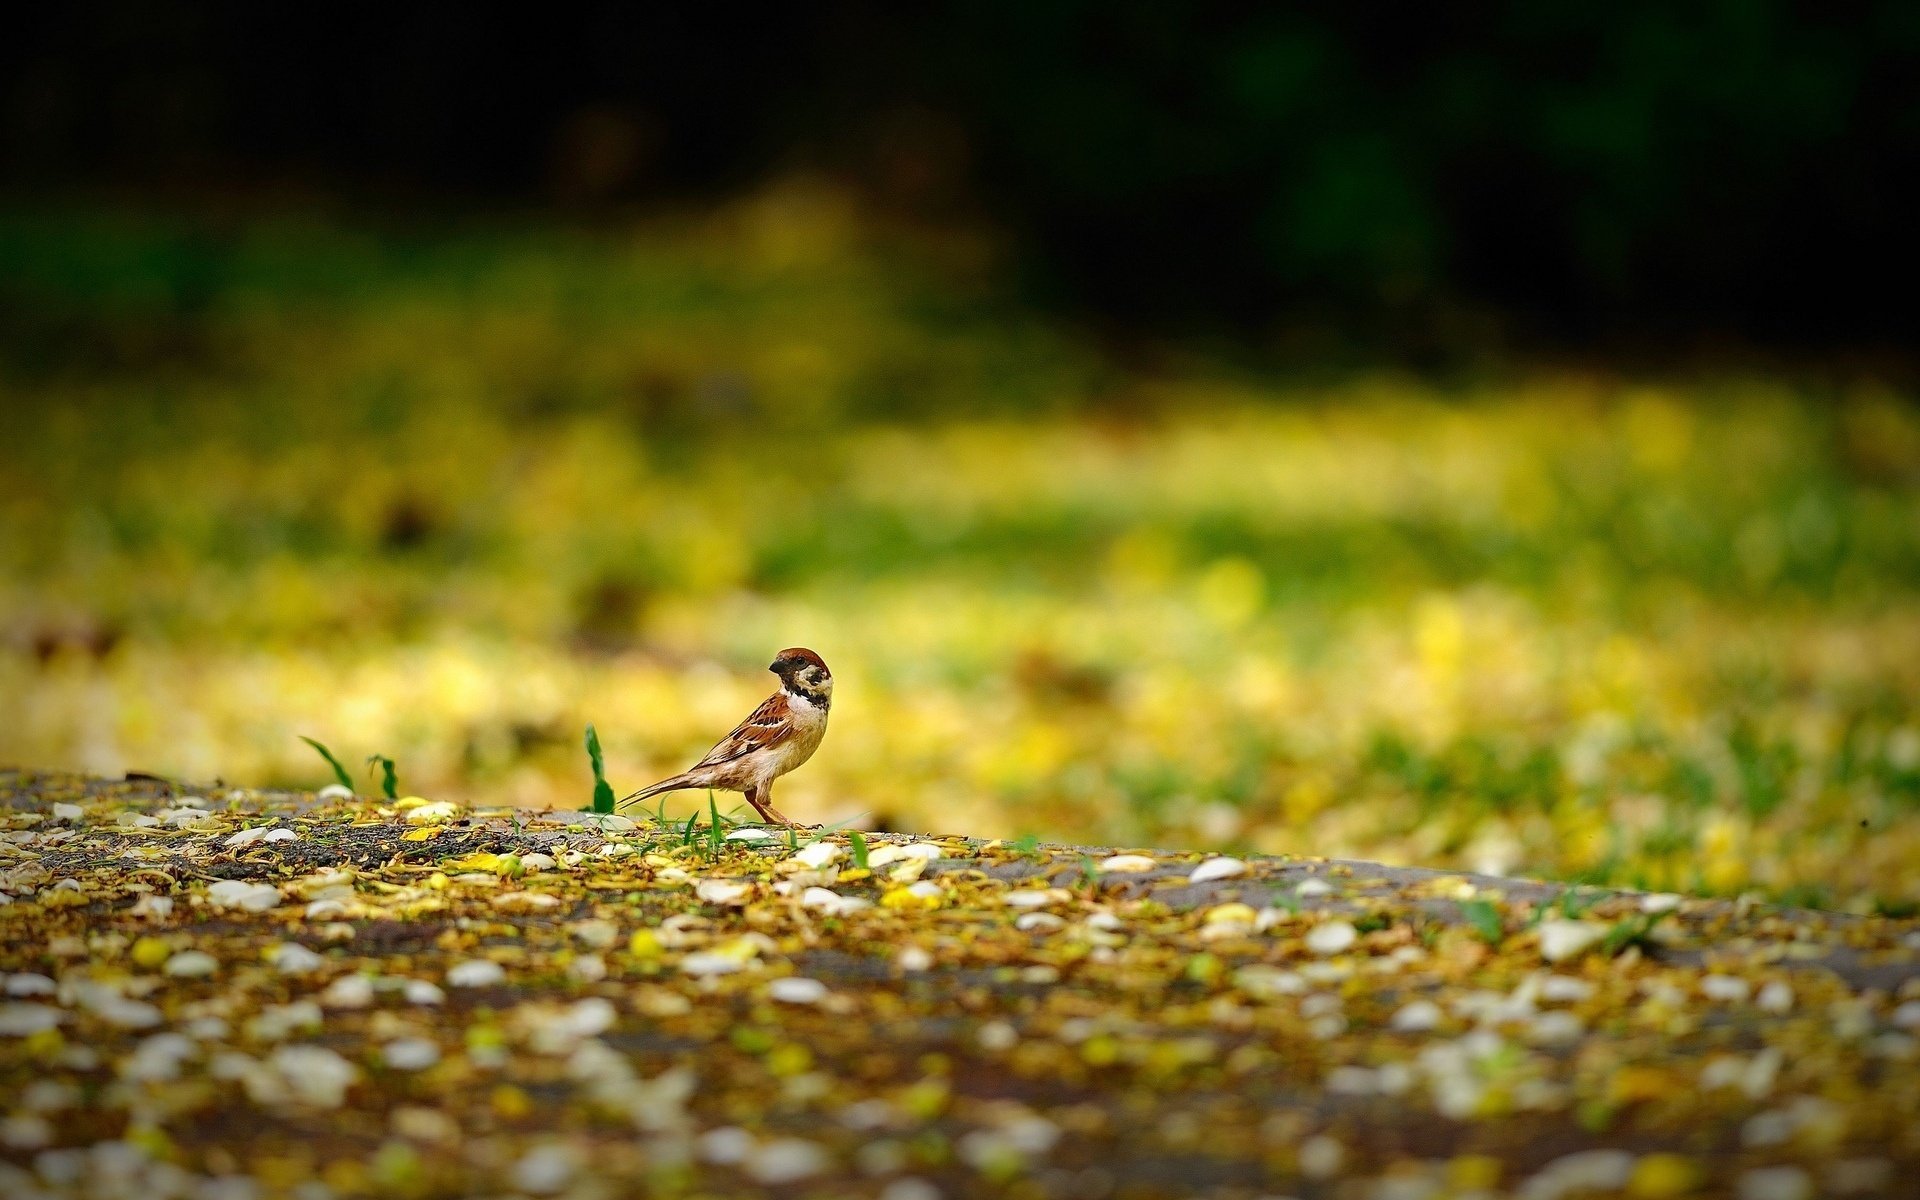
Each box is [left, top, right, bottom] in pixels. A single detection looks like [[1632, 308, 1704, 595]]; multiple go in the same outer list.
[[3, 771, 1918, 1199]]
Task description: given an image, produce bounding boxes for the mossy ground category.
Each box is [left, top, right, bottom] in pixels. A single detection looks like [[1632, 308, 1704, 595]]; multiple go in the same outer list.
[[3, 770, 1917, 1199]]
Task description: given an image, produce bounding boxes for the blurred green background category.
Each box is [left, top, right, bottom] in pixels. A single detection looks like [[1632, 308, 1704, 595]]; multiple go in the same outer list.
[[3, 5, 1919, 910]]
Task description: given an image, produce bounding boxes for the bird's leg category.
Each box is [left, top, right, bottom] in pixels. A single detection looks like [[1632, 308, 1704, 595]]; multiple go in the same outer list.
[[742, 786, 781, 826], [757, 783, 809, 829]]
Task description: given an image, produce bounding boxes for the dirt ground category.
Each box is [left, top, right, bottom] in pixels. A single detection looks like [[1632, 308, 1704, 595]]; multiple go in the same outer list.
[[2, 769, 1917, 1199]]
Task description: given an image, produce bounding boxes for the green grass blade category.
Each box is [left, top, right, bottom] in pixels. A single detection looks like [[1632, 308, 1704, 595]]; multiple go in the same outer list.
[[366, 754, 398, 800], [299, 736, 354, 791], [848, 829, 869, 870], [584, 724, 615, 814]]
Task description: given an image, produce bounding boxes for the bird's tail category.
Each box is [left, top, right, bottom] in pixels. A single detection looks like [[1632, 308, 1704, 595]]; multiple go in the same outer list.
[[618, 774, 692, 808]]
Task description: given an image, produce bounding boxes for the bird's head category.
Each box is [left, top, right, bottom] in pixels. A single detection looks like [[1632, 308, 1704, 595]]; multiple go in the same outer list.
[[770, 647, 832, 704]]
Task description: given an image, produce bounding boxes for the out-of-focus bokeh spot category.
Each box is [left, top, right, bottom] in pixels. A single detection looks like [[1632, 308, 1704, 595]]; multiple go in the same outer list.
[[2, 187, 1918, 912]]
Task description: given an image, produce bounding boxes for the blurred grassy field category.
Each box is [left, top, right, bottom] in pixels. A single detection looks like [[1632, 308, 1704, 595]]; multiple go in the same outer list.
[[4, 183, 1919, 911]]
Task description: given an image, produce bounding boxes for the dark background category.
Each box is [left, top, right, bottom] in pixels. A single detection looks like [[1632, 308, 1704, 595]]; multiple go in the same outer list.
[[6, 1, 1919, 355]]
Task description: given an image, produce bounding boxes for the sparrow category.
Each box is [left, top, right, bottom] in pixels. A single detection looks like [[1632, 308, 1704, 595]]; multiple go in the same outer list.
[[620, 648, 832, 826]]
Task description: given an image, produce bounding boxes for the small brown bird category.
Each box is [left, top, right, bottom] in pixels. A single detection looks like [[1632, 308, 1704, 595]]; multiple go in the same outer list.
[[620, 648, 832, 826]]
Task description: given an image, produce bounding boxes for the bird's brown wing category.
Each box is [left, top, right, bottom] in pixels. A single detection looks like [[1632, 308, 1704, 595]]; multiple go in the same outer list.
[[687, 690, 797, 771]]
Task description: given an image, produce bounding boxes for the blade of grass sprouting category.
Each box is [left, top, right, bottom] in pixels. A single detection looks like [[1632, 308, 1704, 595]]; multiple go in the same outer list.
[[299, 736, 354, 791], [848, 829, 869, 870], [708, 793, 722, 856], [584, 724, 616, 814], [366, 754, 398, 800], [1461, 898, 1505, 945]]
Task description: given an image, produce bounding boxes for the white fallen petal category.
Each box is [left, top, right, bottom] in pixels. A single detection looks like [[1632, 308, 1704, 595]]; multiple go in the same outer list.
[[321, 975, 375, 1008], [206, 880, 281, 912], [768, 977, 830, 1005], [163, 950, 219, 978], [446, 960, 506, 988], [315, 785, 353, 801], [5, 974, 56, 997], [790, 842, 843, 869], [800, 887, 871, 916], [679, 953, 744, 977], [1296, 878, 1333, 897], [51, 803, 84, 822], [1016, 912, 1066, 932], [263, 828, 298, 843], [1391, 999, 1442, 1032], [1539, 975, 1595, 1003], [1305, 921, 1358, 956], [383, 1038, 440, 1071], [1003, 889, 1058, 909], [512, 1145, 576, 1196], [866, 842, 944, 868], [1098, 854, 1156, 873], [1537, 918, 1608, 963], [266, 1044, 359, 1108], [696, 880, 754, 906], [744, 1138, 830, 1185], [402, 801, 462, 825], [403, 979, 445, 1006], [1187, 857, 1247, 883], [1640, 892, 1683, 913], [493, 891, 563, 912], [269, 943, 325, 974], [224, 827, 268, 849], [0, 1004, 63, 1036], [1739, 1166, 1812, 1200], [726, 828, 774, 841]]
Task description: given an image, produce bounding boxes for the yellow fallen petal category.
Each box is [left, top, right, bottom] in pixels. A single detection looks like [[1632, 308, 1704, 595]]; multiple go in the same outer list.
[[401, 826, 444, 842], [131, 936, 172, 969], [1630, 1154, 1702, 1198]]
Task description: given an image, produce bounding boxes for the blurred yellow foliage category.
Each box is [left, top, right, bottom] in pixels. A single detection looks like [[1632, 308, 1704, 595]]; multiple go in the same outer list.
[[2, 189, 1918, 911]]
